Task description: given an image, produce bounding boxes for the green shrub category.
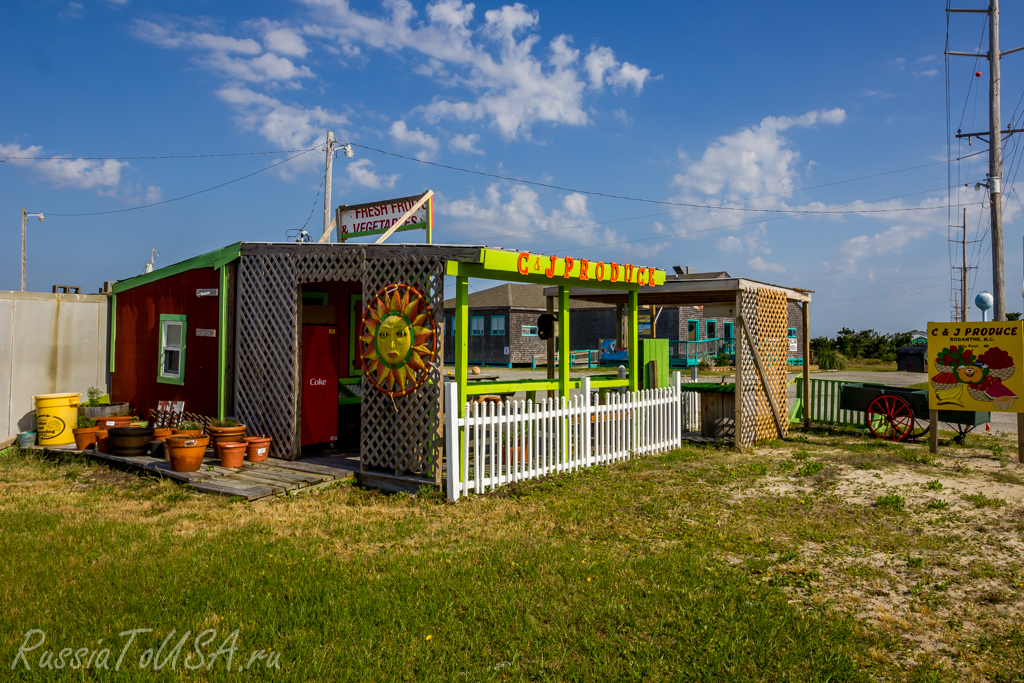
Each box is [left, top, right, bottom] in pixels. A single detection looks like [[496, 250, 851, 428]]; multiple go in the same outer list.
[[876, 494, 905, 511], [924, 480, 943, 491], [963, 493, 1006, 509], [209, 418, 239, 428], [798, 461, 824, 477], [177, 421, 203, 431], [926, 499, 949, 511], [75, 416, 96, 429], [815, 346, 848, 371]]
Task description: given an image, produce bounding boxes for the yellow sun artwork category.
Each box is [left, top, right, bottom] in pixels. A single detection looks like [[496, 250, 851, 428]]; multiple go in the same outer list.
[[360, 284, 438, 397]]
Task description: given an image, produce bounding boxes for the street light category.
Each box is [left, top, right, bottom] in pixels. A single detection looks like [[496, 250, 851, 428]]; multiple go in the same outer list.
[[21, 207, 44, 292]]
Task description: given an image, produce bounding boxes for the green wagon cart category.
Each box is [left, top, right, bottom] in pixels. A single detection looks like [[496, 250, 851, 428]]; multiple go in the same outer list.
[[839, 382, 990, 442]]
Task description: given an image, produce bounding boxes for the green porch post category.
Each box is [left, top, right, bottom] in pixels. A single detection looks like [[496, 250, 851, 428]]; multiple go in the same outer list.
[[455, 276, 470, 416], [558, 286, 570, 399], [627, 290, 639, 392], [217, 266, 228, 420]]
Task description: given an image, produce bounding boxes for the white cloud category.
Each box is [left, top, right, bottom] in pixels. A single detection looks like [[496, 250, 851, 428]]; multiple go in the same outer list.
[[389, 120, 440, 160], [832, 223, 933, 274], [345, 158, 398, 189], [216, 86, 347, 171], [918, 54, 936, 63], [612, 108, 632, 126], [144, 186, 162, 203], [59, 2, 84, 21], [442, 184, 599, 243], [0, 142, 126, 190], [717, 235, 743, 253], [584, 46, 650, 92], [448, 133, 484, 155], [131, 19, 313, 85], [747, 256, 785, 274], [674, 108, 846, 205], [913, 69, 939, 77], [302, 0, 651, 139]]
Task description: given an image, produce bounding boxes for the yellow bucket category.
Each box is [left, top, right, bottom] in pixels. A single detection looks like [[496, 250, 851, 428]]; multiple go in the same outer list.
[[33, 393, 80, 446]]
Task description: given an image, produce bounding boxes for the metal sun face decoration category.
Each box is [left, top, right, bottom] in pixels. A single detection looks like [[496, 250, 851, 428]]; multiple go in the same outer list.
[[360, 283, 438, 397]]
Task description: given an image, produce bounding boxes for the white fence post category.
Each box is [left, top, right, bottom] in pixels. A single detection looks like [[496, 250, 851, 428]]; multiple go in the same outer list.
[[445, 382, 458, 502], [582, 376, 592, 468], [673, 371, 682, 448]]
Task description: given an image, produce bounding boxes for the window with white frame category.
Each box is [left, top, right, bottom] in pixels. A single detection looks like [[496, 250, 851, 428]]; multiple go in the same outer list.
[[491, 315, 506, 336], [158, 315, 186, 384]]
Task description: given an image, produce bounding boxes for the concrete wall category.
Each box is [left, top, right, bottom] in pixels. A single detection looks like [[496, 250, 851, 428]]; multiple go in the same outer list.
[[0, 291, 110, 438]]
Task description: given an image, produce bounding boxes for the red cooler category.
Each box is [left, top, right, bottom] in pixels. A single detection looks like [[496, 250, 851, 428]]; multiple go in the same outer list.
[[301, 324, 340, 447]]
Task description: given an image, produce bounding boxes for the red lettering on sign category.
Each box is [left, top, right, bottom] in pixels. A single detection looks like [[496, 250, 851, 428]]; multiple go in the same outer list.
[[610, 263, 620, 281], [580, 259, 590, 280], [637, 268, 647, 286], [563, 256, 575, 277], [624, 264, 633, 282], [517, 252, 530, 275], [648, 267, 657, 287], [596, 261, 606, 281], [544, 255, 558, 278]]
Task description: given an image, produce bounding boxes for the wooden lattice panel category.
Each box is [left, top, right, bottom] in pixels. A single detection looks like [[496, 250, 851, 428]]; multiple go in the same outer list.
[[359, 253, 445, 477], [738, 286, 790, 445], [235, 246, 364, 459]]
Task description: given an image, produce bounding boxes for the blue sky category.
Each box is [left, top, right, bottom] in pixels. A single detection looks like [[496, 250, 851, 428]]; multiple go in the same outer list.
[[3, 0, 1022, 336]]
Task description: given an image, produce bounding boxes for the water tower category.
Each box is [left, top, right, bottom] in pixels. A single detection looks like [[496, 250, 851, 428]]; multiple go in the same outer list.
[[976, 291, 994, 322]]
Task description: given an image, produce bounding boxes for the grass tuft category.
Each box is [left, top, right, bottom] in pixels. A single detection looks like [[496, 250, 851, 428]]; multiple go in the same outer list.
[[875, 494, 905, 511]]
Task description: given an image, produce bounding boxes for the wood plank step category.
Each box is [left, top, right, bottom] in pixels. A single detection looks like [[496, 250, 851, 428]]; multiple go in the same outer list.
[[232, 469, 310, 487], [266, 459, 355, 477], [223, 472, 290, 492], [189, 480, 273, 500], [250, 465, 331, 483]]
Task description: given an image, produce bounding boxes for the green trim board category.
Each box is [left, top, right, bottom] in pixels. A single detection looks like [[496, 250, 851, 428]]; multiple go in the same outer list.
[[446, 248, 666, 289], [217, 267, 228, 419], [627, 290, 639, 392], [157, 314, 187, 386], [338, 378, 361, 405], [303, 291, 328, 305], [348, 294, 363, 376], [111, 243, 241, 294]]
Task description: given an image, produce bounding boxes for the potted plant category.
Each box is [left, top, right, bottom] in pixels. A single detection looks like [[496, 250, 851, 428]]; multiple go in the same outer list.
[[72, 416, 99, 450], [165, 434, 210, 472], [172, 421, 204, 437], [207, 418, 247, 457], [218, 441, 247, 468], [77, 386, 131, 421], [243, 435, 272, 462], [107, 427, 156, 456]]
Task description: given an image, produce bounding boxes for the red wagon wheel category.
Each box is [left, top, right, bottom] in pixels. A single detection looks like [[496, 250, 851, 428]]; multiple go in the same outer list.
[[866, 395, 916, 442]]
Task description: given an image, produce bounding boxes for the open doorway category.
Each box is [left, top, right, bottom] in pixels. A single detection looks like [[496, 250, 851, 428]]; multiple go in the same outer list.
[[300, 280, 362, 454]]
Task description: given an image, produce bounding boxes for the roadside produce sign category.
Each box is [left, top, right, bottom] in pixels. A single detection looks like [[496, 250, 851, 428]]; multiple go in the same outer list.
[[336, 194, 431, 241], [927, 321, 1024, 412]]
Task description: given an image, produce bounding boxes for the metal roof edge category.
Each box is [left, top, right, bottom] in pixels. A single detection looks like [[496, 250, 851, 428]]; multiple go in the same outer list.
[[111, 243, 242, 294]]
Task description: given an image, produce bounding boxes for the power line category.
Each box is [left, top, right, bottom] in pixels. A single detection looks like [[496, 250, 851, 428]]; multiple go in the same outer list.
[[1, 147, 317, 162], [45, 150, 315, 217], [351, 143, 982, 216], [816, 281, 948, 304]]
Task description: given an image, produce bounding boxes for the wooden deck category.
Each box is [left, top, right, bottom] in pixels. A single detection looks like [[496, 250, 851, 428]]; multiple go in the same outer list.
[[35, 445, 359, 501]]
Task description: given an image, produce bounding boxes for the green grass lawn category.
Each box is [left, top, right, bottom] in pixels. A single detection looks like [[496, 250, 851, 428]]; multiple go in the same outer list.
[[2, 434, 1022, 681]]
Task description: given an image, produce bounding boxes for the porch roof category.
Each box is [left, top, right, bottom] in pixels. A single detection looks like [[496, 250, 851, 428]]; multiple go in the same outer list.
[[542, 277, 812, 306]]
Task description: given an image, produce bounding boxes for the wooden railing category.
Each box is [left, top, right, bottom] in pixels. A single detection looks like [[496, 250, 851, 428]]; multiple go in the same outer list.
[[790, 375, 866, 429]]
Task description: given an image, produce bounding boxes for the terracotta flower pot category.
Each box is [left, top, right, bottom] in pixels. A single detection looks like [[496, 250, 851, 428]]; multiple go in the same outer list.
[[244, 436, 272, 462], [72, 427, 100, 450], [95, 429, 109, 454], [93, 415, 134, 429], [207, 424, 247, 444], [108, 427, 155, 456], [218, 441, 247, 468], [152, 428, 173, 442], [171, 428, 204, 437], [165, 434, 210, 472]]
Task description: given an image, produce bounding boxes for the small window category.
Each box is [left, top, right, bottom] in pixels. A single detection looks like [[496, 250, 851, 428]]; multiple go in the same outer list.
[[788, 327, 797, 338], [724, 322, 734, 339], [706, 320, 717, 339], [158, 314, 186, 385], [448, 316, 455, 335], [522, 325, 539, 337], [491, 315, 506, 336], [470, 316, 485, 336]]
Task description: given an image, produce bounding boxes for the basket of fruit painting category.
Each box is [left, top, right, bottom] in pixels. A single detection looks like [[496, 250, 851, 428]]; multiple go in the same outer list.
[[934, 345, 976, 374], [969, 375, 1017, 410], [977, 346, 1015, 380], [931, 371, 963, 403]]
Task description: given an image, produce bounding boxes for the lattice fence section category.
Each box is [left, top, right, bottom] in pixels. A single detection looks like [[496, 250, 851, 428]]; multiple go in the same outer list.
[[738, 287, 790, 445], [235, 248, 365, 460], [360, 254, 446, 476], [235, 253, 301, 459]]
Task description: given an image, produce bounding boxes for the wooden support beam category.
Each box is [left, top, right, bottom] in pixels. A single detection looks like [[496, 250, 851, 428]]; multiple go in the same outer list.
[[802, 300, 811, 429], [734, 290, 744, 449], [627, 290, 639, 392], [373, 190, 433, 244], [737, 314, 785, 439], [455, 276, 469, 417], [930, 410, 939, 454]]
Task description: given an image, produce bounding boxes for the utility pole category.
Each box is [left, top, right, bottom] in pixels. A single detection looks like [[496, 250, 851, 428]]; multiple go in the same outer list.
[[948, 1, 1024, 321], [323, 131, 336, 242], [21, 207, 44, 292], [953, 208, 980, 321]]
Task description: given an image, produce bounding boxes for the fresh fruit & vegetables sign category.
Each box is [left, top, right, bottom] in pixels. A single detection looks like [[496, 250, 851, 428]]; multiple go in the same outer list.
[[927, 322, 1023, 412]]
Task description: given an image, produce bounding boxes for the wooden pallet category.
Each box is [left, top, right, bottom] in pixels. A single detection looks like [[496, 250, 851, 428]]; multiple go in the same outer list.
[[36, 445, 358, 501]]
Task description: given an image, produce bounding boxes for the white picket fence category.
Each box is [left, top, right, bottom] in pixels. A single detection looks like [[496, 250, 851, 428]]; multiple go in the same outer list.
[[445, 374, 688, 501]]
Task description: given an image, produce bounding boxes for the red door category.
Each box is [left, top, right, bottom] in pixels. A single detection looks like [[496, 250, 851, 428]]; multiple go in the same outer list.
[[302, 324, 339, 447]]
